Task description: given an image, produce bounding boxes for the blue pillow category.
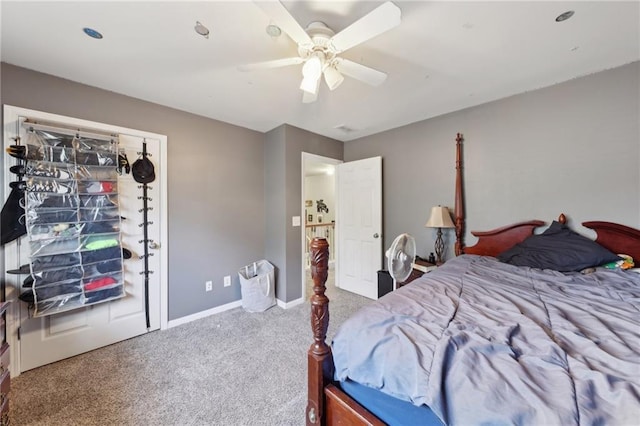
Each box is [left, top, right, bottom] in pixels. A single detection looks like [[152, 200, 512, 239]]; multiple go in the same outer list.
[[497, 221, 621, 272]]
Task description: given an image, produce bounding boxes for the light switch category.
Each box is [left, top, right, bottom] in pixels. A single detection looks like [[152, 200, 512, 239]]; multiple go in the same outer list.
[[292, 216, 301, 227]]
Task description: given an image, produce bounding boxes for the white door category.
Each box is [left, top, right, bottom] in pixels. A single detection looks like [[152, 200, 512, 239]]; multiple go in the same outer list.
[[15, 133, 162, 372], [336, 157, 382, 299]]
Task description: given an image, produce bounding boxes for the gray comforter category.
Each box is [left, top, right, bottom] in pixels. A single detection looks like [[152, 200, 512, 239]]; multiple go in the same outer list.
[[332, 255, 640, 425]]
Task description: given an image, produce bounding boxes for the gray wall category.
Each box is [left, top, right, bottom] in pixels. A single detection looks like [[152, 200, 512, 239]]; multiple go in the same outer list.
[[264, 126, 287, 300], [4, 60, 637, 318], [344, 62, 640, 260], [264, 124, 343, 303], [1, 63, 265, 320]]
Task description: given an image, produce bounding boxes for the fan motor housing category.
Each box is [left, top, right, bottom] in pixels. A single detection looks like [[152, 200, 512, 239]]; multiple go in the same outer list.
[[298, 21, 337, 60]]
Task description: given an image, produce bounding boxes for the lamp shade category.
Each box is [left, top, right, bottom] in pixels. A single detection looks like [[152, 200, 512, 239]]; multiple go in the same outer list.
[[425, 206, 455, 228]]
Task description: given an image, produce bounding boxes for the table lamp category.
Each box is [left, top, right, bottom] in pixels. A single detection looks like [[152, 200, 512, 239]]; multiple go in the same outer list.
[[425, 206, 455, 265]]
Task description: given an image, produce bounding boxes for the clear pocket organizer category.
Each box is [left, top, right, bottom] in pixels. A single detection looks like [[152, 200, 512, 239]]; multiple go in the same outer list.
[[21, 144, 75, 164], [83, 259, 123, 279], [76, 138, 116, 153], [27, 208, 79, 225], [76, 165, 120, 181], [22, 128, 124, 317], [78, 207, 120, 222], [26, 128, 75, 147], [30, 236, 82, 256], [34, 293, 84, 316], [29, 223, 82, 241], [75, 150, 117, 166], [84, 284, 125, 305], [26, 176, 77, 194], [81, 246, 121, 265], [31, 252, 82, 273], [81, 233, 121, 251], [79, 220, 120, 235], [26, 192, 79, 209], [34, 280, 83, 300], [79, 194, 118, 208], [28, 220, 118, 240], [32, 266, 84, 286], [77, 180, 118, 194], [25, 162, 75, 180], [83, 272, 123, 291]]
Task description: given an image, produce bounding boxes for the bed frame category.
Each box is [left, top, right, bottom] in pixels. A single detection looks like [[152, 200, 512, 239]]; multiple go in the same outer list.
[[305, 133, 640, 426]]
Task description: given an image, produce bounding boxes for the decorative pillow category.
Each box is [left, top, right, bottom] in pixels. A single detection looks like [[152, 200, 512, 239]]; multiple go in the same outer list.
[[497, 221, 621, 272], [602, 254, 634, 270]]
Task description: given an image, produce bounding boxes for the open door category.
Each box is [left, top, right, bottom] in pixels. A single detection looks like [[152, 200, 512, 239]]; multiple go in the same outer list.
[[335, 157, 382, 299]]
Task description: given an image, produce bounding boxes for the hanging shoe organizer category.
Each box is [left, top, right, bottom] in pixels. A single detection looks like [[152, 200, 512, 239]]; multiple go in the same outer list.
[[11, 123, 126, 317]]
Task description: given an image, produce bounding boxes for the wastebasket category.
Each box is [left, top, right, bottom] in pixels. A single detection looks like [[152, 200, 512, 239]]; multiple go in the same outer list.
[[238, 260, 276, 312]]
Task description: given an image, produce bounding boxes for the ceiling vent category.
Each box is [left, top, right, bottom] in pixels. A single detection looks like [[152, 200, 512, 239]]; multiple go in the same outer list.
[[334, 124, 357, 133]]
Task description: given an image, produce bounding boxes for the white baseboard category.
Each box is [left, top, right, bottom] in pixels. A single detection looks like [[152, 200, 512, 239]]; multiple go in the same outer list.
[[168, 296, 305, 328], [277, 297, 304, 309], [167, 300, 242, 328]]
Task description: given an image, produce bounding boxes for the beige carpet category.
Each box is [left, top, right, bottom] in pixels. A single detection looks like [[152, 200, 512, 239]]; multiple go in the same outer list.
[[10, 268, 369, 426]]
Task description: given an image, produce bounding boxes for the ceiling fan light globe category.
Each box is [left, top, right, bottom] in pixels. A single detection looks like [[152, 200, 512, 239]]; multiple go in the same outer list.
[[300, 75, 320, 94], [324, 67, 344, 91], [302, 55, 323, 80], [302, 91, 317, 103]]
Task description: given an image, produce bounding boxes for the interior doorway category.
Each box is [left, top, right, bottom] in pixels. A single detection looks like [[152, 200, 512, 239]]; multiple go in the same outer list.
[[301, 153, 342, 300]]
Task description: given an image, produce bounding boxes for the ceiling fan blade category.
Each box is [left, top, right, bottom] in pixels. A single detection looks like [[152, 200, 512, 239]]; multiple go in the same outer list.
[[329, 1, 401, 53], [238, 57, 304, 71], [335, 58, 387, 86], [254, 1, 312, 47]]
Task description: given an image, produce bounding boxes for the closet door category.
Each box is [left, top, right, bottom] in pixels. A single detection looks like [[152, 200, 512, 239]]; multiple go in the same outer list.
[[19, 134, 162, 372]]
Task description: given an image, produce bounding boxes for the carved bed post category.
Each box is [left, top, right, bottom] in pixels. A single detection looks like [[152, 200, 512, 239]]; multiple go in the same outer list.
[[454, 133, 465, 255], [307, 237, 333, 426]]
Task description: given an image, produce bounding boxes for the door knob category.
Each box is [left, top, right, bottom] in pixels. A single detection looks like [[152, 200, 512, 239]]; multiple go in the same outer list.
[[373, 233, 379, 239], [149, 241, 160, 250]]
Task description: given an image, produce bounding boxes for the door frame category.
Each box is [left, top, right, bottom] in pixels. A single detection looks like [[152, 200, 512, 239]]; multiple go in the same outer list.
[[301, 152, 342, 301], [3, 105, 169, 376]]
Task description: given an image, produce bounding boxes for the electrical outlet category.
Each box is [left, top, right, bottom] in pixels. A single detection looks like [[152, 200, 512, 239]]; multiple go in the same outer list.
[[224, 275, 231, 287], [205, 280, 213, 292]]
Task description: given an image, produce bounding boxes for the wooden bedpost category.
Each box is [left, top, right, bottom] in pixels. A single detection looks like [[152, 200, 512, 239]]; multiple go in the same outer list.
[[454, 133, 465, 255], [307, 237, 333, 426]]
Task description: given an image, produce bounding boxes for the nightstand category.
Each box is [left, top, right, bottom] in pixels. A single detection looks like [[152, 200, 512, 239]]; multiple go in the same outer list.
[[397, 257, 436, 288], [378, 257, 437, 296]]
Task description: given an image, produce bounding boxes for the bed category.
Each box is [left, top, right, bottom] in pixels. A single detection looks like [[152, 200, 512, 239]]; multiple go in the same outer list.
[[305, 134, 640, 425]]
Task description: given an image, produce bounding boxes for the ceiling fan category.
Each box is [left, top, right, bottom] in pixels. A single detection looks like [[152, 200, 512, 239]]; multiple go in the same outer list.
[[240, 1, 401, 103]]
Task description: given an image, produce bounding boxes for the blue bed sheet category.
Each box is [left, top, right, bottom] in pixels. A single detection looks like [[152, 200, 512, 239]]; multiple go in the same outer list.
[[341, 379, 444, 426]]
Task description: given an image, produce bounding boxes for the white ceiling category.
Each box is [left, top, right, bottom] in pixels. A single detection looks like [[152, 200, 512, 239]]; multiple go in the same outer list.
[[1, 1, 638, 142]]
